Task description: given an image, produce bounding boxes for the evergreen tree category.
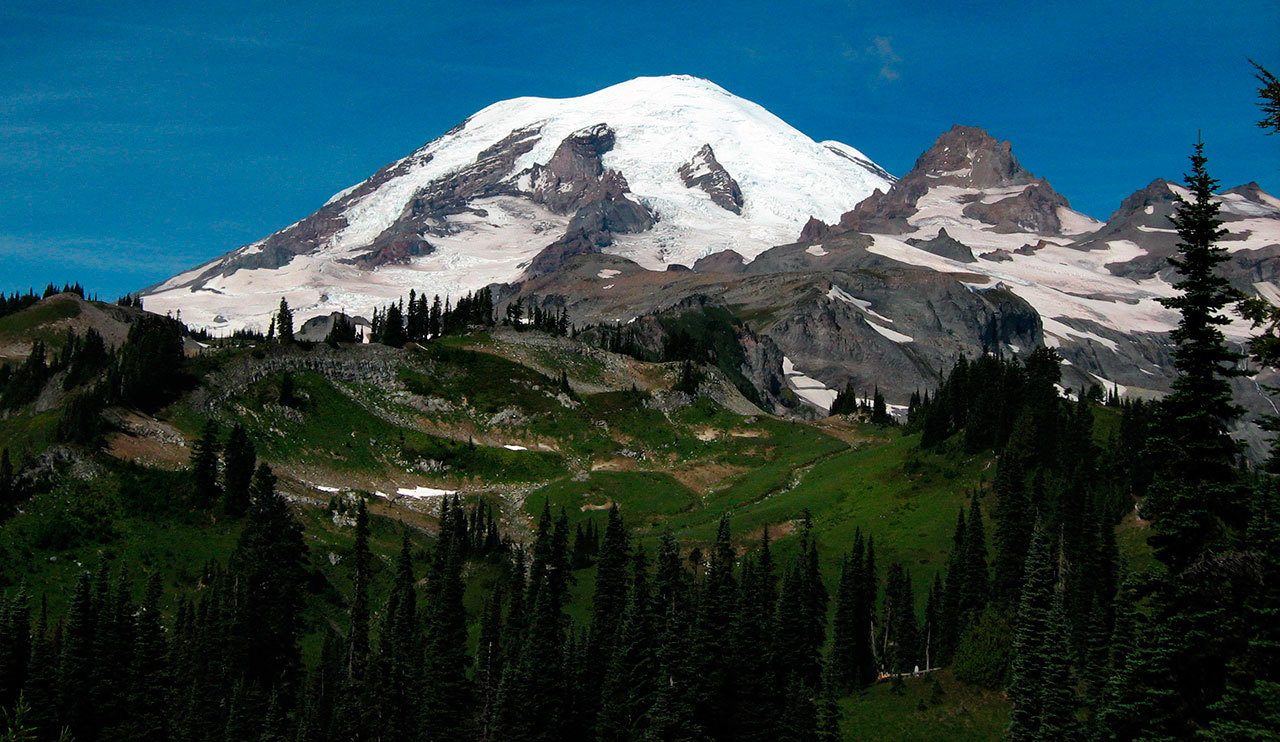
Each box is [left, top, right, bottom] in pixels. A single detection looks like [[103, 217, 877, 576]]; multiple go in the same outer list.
[[774, 513, 828, 691], [421, 497, 473, 739], [1111, 141, 1248, 737], [0, 449, 13, 519], [124, 573, 169, 741], [57, 573, 95, 740], [378, 532, 422, 741], [276, 298, 294, 344], [222, 424, 256, 517], [691, 513, 738, 738], [1145, 139, 1244, 568], [21, 598, 56, 740], [475, 588, 503, 742], [227, 463, 308, 694], [829, 551, 860, 693], [961, 493, 989, 621], [1253, 60, 1280, 134], [1008, 521, 1078, 741], [880, 563, 919, 675], [598, 548, 657, 741], [585, 504, 631, 727], [190, 420, 221, 509]]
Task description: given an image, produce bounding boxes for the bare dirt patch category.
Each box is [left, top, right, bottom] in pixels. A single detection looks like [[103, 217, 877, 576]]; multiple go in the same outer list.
[[670, 461, 749, 494], [105, 432, 189, 470]]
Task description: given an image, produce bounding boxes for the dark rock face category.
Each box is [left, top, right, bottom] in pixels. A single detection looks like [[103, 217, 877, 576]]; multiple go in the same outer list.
[[692, 250, 748, 273], [521, 125, 657, 276], [799, 216, 832, 242], [980, 249, 1014, 262], [963, 181, 1067, 234], [506, 240, 1044, 408], [907, 228, 976, 262], [915, 125, 1036, 189], [677, 144, 744, 214], [822, 143, 896, 183]]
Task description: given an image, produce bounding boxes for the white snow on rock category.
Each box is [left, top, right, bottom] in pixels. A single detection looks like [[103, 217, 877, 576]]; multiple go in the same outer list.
[[826, 284, 894, 323], [866, 322, 914, 344], [502, 444, 528, 451], [805, 244, 828, 256], [597, 269, 621, 279], [394, 486, 456, 499], [782, 356, 838, 411]]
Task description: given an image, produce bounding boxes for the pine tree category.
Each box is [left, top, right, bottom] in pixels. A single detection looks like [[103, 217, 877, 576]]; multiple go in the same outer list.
[[333, 499, 375, 740], [829, 552, 860, 693], [0, 448, 13, 519], [585, 504, 630, 728], [379, 532, 422, 741], [1007, 520, 1078, 740], [1253, 60, 1280, 134], [421, 498, 473, 739], [190, 420, 221, 509], [961, 493, 989, 621], [858, 536, 879, 685], [475, 588, 503, 741], [57, 573, 95, 740], [1114, 141, 1248, 737], [1146, 139, 1244, 568], [124, 573, 169, 741], [881, 563, 919, 675], [276, 298, 294, 344], [691, 513, 738, 737], [227, 463, 308, 694], [598, 548, 657, 741], [222, 424, 256, 517], [22, 598, 57, 740]]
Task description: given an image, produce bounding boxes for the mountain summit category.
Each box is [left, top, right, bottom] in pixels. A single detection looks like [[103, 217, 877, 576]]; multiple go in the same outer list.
[[144, 75, 894, 331]]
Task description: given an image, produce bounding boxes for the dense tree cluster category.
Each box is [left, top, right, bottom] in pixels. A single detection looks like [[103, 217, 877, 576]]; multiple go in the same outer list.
[[0, 462, 304, 742], [502, 297, 570, 335], [368, 288, 497, 347], [830, 384, 891, 424]]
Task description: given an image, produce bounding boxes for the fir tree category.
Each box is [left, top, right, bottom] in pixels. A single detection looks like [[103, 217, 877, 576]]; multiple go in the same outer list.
[[598, 548, 657, 741], [227, 463, 308, 694], [421, 497, 473, 739], [1145, 139, 1244, 568], [1253, 60, 1280, 134], [190, 420, 221, 509], [276, 298, 294, 343], [222, 424, 256, 517], [124, 573, 169, 741]]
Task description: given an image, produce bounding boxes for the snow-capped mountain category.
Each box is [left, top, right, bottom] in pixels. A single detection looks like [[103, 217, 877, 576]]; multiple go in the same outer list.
[[795, 126, 1280, 394], [144, 75, 894, 330]]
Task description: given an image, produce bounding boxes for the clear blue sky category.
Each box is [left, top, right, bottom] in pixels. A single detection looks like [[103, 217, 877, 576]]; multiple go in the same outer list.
[[2, 0, 1277, 299]]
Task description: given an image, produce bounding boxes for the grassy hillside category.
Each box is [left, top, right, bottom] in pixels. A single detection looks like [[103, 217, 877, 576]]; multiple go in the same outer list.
[[0, 313, 1164, 741]]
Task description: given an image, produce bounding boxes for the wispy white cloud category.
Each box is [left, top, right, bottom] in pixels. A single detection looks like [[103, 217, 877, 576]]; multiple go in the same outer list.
[[868, 36, 902, 82]]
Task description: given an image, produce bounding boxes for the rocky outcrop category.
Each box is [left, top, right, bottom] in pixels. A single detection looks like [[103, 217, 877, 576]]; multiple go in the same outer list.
[[797, 125, 1063, 239], [677, 144, 744, 214], [521, 125, 656, 276], [963, 181, 1068, 234], [798, 216, 832, 242], [692, 250, 748, 273], [296, 311, 372, 342], [907, 228, 975, 262]]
